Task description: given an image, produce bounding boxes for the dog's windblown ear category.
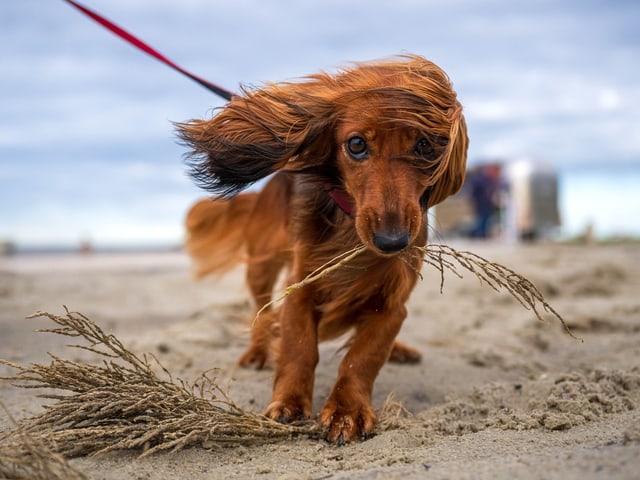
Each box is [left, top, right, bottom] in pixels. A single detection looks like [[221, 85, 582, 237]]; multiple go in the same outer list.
[[176, 83, 334, 197], [428, 114, 469, 207]]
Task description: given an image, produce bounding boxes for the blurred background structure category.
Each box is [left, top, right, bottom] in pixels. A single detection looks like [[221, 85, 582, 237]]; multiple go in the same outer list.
[[434, 159, 562, 242], [1, 0, 639, 252]]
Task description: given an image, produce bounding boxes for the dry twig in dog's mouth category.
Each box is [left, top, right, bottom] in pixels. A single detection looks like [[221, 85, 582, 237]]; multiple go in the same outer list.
[[254, 244, 367, 323], [257, 243, 580, 341]]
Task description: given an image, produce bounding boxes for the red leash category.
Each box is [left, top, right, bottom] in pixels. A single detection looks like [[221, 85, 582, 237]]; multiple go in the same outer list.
[[63, 0, 234, 101]]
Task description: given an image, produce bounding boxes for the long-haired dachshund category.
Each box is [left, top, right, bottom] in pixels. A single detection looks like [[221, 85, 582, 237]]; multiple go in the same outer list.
[[178, 54, 468, 444]]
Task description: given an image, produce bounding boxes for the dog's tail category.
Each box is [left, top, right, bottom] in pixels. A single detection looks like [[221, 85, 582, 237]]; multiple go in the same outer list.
[[184, 193, 258, 278]]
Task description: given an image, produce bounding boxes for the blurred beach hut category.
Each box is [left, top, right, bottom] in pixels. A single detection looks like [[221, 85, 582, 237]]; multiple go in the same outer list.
[[504, 159, 561, 241]]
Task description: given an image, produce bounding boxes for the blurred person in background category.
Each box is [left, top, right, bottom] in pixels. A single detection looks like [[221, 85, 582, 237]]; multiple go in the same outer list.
[[468, 163, 503, 239]]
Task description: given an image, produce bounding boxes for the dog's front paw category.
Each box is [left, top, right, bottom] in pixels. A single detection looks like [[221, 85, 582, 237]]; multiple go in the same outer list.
[[264, 399, 311, 424], [319, 401, 377, 445]]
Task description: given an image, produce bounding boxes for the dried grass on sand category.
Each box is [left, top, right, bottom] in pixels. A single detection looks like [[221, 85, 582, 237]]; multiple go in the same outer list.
[[0, 404, 88, 480], [0, 308, 319, 460]]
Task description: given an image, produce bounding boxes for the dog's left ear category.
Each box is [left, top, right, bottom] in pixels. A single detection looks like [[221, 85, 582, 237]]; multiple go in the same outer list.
[[176, 82, 335, 197], [428, 114, 468, 207]]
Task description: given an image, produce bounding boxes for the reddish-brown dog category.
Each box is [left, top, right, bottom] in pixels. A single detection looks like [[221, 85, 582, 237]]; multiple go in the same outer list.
[[178, 54, 468, 444]]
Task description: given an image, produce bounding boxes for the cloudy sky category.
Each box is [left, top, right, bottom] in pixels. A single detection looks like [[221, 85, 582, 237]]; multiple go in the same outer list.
[[1, 0, 639, 247]]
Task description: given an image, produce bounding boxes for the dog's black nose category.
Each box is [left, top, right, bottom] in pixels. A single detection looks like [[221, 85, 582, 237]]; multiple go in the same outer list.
[[372, 231, 410, 253]]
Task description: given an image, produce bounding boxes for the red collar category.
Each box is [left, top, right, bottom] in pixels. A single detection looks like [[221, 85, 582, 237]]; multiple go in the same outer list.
[[326, 187, 355, 217]]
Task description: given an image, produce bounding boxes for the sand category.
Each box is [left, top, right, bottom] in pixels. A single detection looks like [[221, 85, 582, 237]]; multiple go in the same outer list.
[[1, 241, 639, 479]]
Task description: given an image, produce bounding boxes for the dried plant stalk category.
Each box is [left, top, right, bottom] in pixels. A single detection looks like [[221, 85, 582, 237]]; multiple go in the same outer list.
[[0, 308, 319, 460], [415, 244, 580, 340], [0, 404, 88, 480], [254, 244, 367, 322], [257, 242, 578, 340]]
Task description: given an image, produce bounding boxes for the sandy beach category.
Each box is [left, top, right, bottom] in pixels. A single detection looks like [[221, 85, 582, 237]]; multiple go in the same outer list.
[[1, 241, 639, 479]]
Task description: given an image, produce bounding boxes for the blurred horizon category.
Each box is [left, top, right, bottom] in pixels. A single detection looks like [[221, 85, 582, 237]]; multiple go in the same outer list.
[[2, 162, 639, 252], [1, 0, 639, 249]]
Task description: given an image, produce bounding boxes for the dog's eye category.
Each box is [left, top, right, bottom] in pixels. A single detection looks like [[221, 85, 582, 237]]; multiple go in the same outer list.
[[414, 136, 447, 159], [346, 136, 368, 160]]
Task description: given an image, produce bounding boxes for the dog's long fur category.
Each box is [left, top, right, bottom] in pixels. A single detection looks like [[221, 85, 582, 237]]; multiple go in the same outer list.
[[178, 54, 468, 444]]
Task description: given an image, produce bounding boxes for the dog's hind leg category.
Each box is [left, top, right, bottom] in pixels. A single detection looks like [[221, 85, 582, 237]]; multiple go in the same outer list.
[[238, 256, 285, 369], [237, 174, 292, 369]]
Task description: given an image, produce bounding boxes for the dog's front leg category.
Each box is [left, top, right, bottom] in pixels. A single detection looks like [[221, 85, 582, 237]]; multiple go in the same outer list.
[[320, 306, 406, 444], [264, 289, 318, 422]]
